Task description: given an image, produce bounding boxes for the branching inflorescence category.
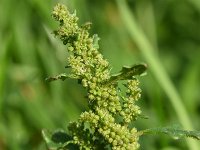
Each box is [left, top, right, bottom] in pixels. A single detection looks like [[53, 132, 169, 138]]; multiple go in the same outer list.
[[42, 3, 200, 150], [48, 3, 147, 150]]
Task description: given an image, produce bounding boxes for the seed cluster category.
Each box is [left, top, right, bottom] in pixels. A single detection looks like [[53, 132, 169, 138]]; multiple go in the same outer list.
[[52, 4, 142, 150]]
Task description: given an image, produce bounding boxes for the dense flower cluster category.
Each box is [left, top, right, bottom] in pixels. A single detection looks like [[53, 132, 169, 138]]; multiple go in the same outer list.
[[120, 79, 142, 124], [52, 3, 142, 150]]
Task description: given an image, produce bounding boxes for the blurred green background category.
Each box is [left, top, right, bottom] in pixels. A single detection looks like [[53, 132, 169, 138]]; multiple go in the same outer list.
[[0, 0, 200, 149]]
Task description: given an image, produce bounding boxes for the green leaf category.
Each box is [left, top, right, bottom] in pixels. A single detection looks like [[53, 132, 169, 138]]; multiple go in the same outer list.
[[45, 73, 78, 82], [93, 34, 100, 49], [140, 126, 200, 140], [109, 63, 147, 83], [42, 129, 77, 150], [42, 129, 61, 150]]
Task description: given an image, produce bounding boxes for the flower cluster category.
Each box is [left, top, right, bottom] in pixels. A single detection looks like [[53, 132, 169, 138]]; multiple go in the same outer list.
[[52, 3, 143, 150], [120, 79, 142, 124]]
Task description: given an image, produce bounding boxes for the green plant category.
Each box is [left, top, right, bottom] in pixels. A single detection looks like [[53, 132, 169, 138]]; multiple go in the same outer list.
[[42, 3, 200, 150]]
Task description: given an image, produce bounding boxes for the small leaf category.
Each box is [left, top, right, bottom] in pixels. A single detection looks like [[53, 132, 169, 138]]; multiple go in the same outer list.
[[51, 130, 72, 144], [42, 129, 61, 150], [45, 73, 78, 82], [93, 34, 100, 49], [42, 129, 77, 150], [140, 126, 200, 140], [109, 63, 147, 83]]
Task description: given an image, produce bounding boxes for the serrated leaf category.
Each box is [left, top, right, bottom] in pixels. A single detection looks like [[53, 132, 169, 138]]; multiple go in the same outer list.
[[45, 73, 78, 82], [109, 63, 147, 83], [140, 126, 200, 140]]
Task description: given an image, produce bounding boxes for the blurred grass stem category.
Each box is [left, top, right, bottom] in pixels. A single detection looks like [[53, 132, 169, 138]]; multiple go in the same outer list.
[[116, 0, 200, 149], [188, 0, 200, 12]]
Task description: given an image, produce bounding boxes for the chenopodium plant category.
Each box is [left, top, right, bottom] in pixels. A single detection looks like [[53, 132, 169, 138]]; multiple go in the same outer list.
[[42, 3, 200, 150]]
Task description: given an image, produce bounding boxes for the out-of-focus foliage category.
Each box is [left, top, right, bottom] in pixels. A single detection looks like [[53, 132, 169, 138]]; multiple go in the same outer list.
[[0, 0, 200, 149]]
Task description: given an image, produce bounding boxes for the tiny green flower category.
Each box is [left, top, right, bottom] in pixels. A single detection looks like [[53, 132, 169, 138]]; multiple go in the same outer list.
[[48, 3, 145, 150]]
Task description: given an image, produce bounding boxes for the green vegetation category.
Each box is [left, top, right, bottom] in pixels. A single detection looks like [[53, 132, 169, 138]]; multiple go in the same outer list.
[[43, 4, 146, 149], [1, 0, 200, 150]]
